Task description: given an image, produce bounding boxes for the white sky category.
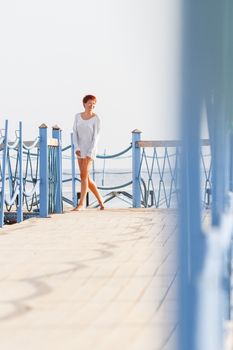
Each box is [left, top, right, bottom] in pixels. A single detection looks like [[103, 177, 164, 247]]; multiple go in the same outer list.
[[0, 0, 181, 153]]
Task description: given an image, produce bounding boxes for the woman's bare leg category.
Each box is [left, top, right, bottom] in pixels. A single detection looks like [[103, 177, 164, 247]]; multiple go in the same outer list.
[[88, 176, 105, 209], [73, 157, 92, 210]]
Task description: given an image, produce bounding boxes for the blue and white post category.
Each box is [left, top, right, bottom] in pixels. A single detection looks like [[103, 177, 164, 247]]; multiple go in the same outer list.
[[17, 121, 23, 223], [132, 129, 141, 208], [52, 125, 63, 213], [179, 0, 233, 349], [71, 132, 77, 208], [230, 130, 233, 192], [39, 124, 48, 217], [0, 120, 8, 228]]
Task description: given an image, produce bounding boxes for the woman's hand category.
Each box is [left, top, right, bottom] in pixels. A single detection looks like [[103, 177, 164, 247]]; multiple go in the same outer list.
[[76, 150, 81, 157]]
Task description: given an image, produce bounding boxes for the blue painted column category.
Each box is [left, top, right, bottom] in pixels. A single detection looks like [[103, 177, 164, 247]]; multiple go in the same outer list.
[[39, 124, 48, 217], [225, 1, 233, 320], [132, 129, 141, 208], [204, 0, 233, 324], [52, 125, 63, 213], [207, 107, 227, 226], [179, 98, 202, 350], [179, 0, 232, 349], [229, 128, 233, 240], [229, 130, 233, 192], [223, 127, 232, 321], [17, 121, 23, 223], [0, 120, 8, 228], [71, 132, 77, 207], [179, 1, 208, 349]]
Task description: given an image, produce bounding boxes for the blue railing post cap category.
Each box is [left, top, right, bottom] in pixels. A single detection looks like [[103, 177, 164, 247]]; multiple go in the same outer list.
[[39, 123, 48, 129], [52, 125, 61, 130], [132, 129, 142, 134]]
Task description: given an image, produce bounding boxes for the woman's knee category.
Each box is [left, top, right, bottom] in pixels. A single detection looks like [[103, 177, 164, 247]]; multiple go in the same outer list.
[[88, 175, 93, 183], [80, 172, 88, 181]]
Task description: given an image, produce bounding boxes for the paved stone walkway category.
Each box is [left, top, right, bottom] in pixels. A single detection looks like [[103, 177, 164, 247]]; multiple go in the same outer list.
[[0, 208, 178, 350]]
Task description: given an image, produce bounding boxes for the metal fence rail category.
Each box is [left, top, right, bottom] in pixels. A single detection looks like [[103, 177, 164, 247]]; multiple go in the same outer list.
[[0, 120, 213, 227], [0, 121, 62, 227], [63, 135, 133, 208], [60, 130, 213, 209], [132, 132, 212, 209]]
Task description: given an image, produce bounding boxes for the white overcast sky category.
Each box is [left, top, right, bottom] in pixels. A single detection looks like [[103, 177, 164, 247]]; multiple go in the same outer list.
[[0, 0, 181, 153]]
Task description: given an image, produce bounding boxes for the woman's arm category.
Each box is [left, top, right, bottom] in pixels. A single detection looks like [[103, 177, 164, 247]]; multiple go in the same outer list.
[[72, 115, 80, 153], [87, 116, 101, 159]]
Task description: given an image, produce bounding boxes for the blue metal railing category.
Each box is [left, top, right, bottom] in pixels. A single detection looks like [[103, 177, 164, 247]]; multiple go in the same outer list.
[[1, 119, 214, 228], [63, 130, 212, 210], [0, 120, 8, 227], [0, 121, 62, 227], [0, 120, 213, 227], [132, 133, 212, 209], [62, 137, 133, 208]]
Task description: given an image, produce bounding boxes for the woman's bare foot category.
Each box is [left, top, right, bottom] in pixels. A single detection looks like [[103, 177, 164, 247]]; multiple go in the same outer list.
[[71, 204, 85, 211], [99, 202, 105, 210]]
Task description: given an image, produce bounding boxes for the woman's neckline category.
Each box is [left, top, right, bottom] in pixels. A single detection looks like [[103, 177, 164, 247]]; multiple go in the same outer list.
[[80, 113, 96, 121]]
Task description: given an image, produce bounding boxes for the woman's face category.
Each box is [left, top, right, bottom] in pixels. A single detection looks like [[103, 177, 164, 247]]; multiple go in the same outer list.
[[84, 99, 96, 112]]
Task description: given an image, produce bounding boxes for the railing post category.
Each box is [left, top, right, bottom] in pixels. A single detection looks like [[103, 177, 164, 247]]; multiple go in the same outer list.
[[52, 125, 63, 213], [229, 130, 233, 192], [39, 124, 48, 217], [132, 129, 141, 208], [71, 132, 77, 207], [179, 0, 232, 349], [17, 121, 23, 223], [0, 120, 8, 228]]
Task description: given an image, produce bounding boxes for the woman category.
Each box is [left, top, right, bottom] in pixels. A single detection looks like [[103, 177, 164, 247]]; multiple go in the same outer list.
[[72, 95, 104, 211]]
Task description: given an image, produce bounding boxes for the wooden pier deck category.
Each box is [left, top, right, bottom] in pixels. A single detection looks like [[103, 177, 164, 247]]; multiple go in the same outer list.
[[0, 208, 178, 350]]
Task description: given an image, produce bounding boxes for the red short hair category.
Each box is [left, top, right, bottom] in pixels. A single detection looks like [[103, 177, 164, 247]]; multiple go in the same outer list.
[[83, 95, 97, 104]]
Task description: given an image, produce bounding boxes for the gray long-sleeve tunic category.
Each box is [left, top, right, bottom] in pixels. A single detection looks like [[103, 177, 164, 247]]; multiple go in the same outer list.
[[72, 113, 101, 159]]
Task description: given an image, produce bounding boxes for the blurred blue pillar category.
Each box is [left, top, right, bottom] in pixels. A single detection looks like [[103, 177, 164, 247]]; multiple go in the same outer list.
[[179, 64, 203, 350], [17, 121, 23, 223], [179, 0, 231, 349], [132, 129, 141, 208], [0, 120, 8, 228], [179, 1, 205, 346], [52, 125, 63, 213], [39, 124, 48, 218], [207, 99, 228, 225], [71, 132, 77, 208], [230, 131, 233, 192]]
